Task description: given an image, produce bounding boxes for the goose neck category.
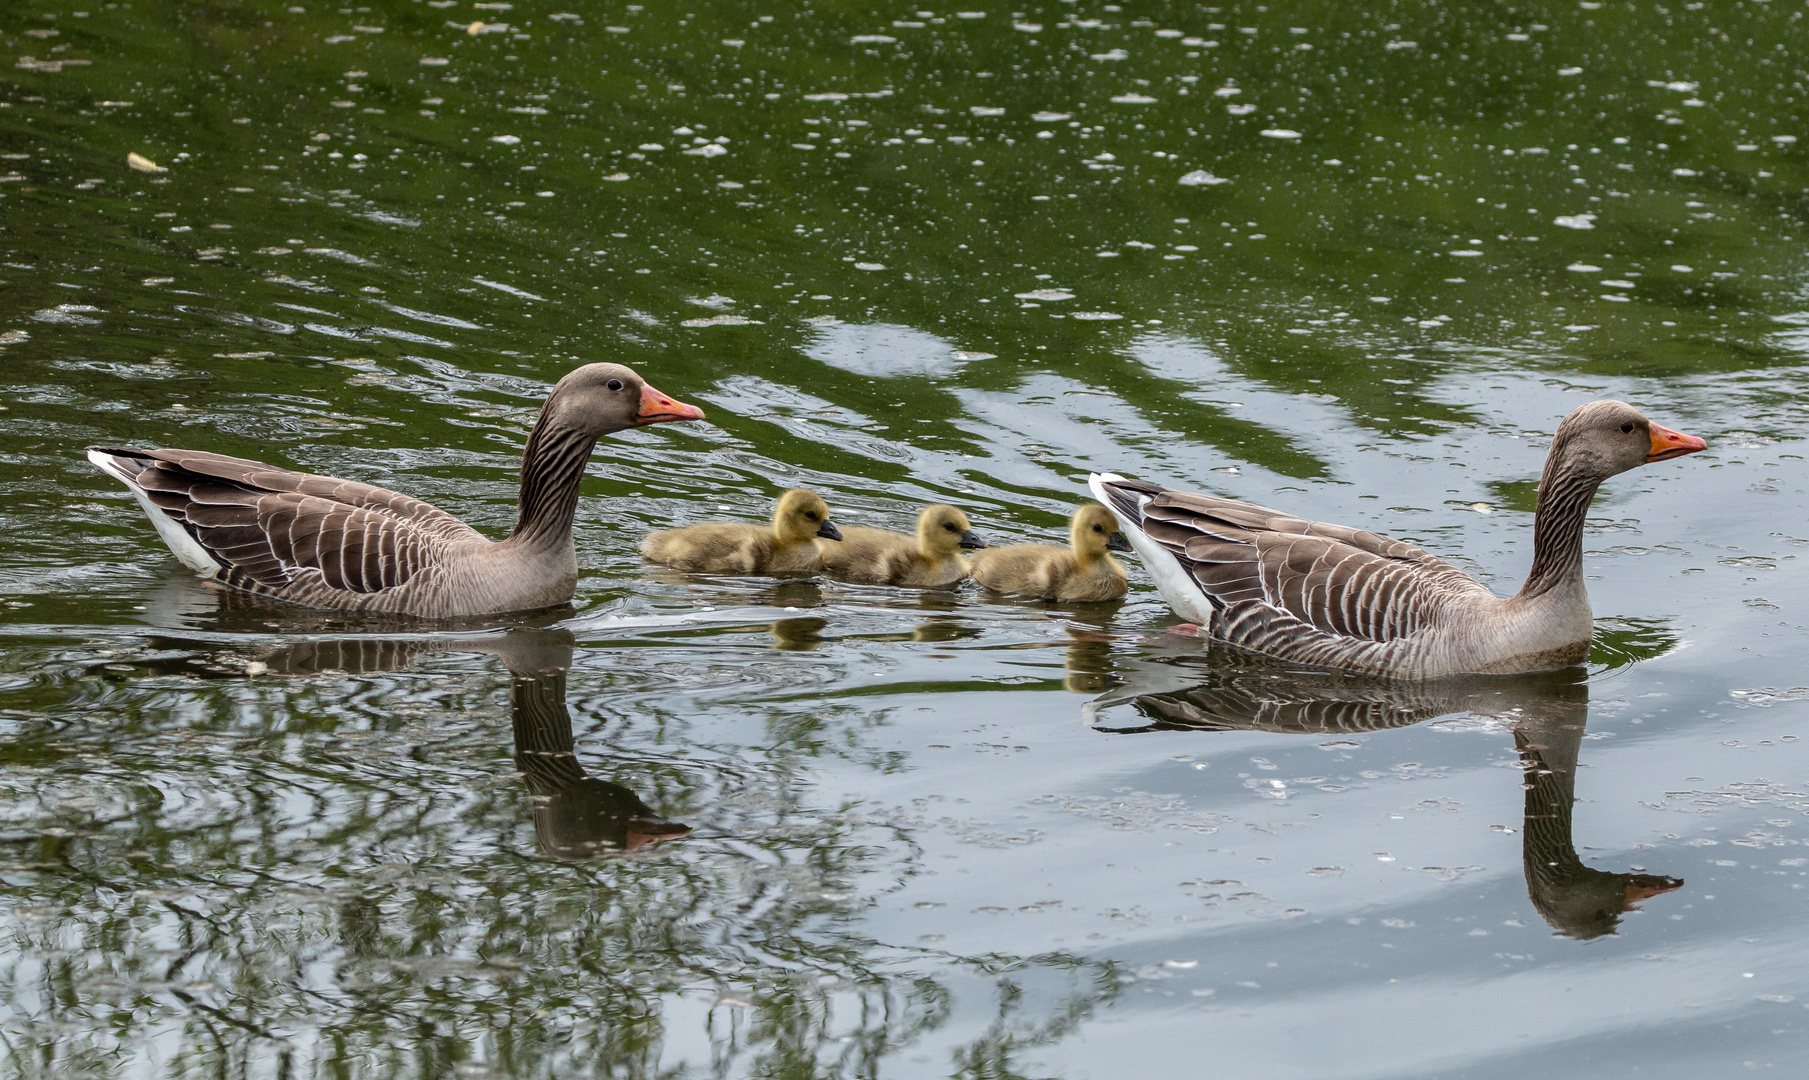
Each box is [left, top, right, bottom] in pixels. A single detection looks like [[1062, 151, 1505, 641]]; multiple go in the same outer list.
[[1517, 455, 1603, 600], [509, 412, 599, 549]]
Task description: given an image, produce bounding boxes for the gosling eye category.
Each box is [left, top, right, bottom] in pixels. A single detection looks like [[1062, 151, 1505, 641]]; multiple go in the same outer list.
[[944, 523, 958, 532], [804, 511, 819, 521], [606, 378, 624, 391], [1092, 524, 1103, 532]]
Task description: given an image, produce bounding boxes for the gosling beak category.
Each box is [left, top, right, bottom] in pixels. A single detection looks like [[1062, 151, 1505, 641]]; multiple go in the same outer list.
[[958, 529, 987, 550], [1647, 421, 1705, 462], [635, 381, 706, 425], [816, 520, 843, 542], [1106, 531, 1133, 553]]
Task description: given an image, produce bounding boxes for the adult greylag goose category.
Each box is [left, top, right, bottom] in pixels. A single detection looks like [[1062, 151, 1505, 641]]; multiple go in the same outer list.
[[1090, 400, 1705, 678], [817, 504, 986, 588], [640, 488, 843, 574], [87, 363, 703, 618], [969, 503, 1132, 601]]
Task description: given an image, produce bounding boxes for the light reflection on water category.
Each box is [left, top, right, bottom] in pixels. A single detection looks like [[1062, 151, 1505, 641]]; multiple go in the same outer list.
[[3, 0, 1809, 1074]]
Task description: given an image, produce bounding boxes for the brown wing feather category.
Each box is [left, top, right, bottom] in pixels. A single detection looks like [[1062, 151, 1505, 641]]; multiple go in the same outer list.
[[97, 447, 477, 596], [1134, 488, 1491, 644]]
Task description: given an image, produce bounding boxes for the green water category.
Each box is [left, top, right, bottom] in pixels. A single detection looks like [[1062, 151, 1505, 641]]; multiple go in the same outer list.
[[3, 0, 1809, 1076]]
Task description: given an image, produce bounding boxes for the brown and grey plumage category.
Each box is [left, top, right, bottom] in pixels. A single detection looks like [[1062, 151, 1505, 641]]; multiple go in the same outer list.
[[968, 502, 1131, 602], [640, 488, 843, 574], [87, 363, 705, 618], [817, 503, 986, 588], [1091, 400, 1706, 678]]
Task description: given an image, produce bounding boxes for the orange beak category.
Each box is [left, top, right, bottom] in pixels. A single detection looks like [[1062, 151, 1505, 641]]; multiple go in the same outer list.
[[635, 382, 706, 425], [1647, 421, 1706, 462]]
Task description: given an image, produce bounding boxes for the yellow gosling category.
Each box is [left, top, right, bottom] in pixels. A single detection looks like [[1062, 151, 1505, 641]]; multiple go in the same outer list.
[[641, 489, 842, 574], [817, 503, 985, 588], [968, 502, 1130, 602]]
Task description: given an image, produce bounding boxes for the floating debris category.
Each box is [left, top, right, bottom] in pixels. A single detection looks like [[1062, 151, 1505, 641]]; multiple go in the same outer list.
[[126, 152, 164, 173], [1553, 213, 1597, 230], [681, 314, 762, 327], [854, 262, 885, 271], [1178, 170, 1230, 186]]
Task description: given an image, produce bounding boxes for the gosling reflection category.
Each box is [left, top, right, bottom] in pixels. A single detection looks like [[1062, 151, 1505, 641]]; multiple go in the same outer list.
[[171, 628, 689, 861], [1092, 663, 1682, 938]]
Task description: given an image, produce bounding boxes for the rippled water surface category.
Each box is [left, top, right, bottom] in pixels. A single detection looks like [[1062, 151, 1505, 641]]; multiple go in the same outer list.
[[3, 1, 1809, 1076]]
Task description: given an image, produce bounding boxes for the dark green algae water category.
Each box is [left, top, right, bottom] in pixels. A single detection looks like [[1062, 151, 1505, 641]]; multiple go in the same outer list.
[[3, 0, 1809, 1076]]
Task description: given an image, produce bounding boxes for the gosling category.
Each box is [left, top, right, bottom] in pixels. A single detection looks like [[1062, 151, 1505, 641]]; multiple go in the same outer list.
[[968, 503, 1131, 602], [817, 503, 986, 588], [641, 488, 843, 574]]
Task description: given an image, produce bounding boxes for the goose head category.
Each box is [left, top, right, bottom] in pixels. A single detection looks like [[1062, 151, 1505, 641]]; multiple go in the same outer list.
[[773, 488, 841, 543], [1550, 399, 1705, 481], [918, 504, 986, 557], [1070, 502, 1132, 557], [544, 363, 705, 436]]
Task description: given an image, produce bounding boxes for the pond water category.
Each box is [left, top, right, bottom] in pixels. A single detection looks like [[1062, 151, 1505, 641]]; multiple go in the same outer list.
[[3, 0, 1808, 1075]]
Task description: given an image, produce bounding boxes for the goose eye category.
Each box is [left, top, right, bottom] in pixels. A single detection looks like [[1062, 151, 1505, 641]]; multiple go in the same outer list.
[[1620, 421, 1635, 433], [606, 378, 624, 391]]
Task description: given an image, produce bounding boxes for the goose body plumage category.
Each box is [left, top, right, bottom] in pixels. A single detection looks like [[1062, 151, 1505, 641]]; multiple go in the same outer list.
[[969, 503, 1131, 602], [88, 363, 704, 618], [817, 504, 986, 588], [641, 489, 842, 574], [1091, 400, 1705, 678]]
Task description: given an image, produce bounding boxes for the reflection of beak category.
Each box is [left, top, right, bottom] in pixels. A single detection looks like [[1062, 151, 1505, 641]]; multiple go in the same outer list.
[[635, 381, 706, 424], [1622, 875, 1685, 909], [816, 520, 843, 541], [624, 820, 692, 850], [1106, 531, 1133, 553], [959, 529, 987, 549], [1647, 421, 1705, 462]]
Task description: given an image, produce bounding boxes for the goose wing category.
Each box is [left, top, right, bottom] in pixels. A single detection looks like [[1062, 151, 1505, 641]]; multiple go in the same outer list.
[[91, 446, 482, 595], [1096, 476, 1491, 642]]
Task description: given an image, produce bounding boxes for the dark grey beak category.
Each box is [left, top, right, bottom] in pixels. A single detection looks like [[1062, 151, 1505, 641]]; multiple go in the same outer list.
[[958, 529, 987, 550], [1106, 531, 1133, 553], [816, 521, 843, 541]]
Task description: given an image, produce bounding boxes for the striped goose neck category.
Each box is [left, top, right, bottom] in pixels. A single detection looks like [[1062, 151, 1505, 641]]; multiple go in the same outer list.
[[1517, 442, 1604, 600], [509, 410, 600, 549]]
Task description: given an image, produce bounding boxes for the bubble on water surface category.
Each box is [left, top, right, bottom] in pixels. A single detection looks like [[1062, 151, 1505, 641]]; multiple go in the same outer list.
[[1111, 94, 1158, 104], [1015, 289, 1074, 301], [490, 135, 521, 145], [1178, 170, 1230, 186], [851, 34, 897, 43], [1091, 50, 1129, 61], [970, 106, 1006, 116], [1227, 104, 1256, 115], [1260, 129, 1301, 139], [1553, 213, 1597, 230], [603, 172, 630, 181], [1601, 279, 1635, 288], [854, 262, 885, 271], [1772, 135, 1797, 144], [1558, 66, 1583, 75], [1071, 312, 1123, 321], [1449, 250, 1483, 257], [1032, 111, 1070, 122], [803, 92, 848, 101], [1567, 263, 1602, 272], [1671, 264, 1693, 272]]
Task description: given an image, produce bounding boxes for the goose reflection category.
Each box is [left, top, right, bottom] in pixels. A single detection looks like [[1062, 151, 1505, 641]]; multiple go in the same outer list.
[[1090, 662, 1681, 938], [172, 627, 689, 860]]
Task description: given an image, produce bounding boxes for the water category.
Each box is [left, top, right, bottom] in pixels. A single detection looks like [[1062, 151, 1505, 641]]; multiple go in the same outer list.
[[3, 0, 1808, 1075]]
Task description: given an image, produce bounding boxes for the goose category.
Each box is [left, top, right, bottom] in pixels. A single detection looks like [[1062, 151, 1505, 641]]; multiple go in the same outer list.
[[817, 503, 986, 588], [1089, 400, 1705, 678], [87, 363, 704, 618], [640, 488, 843, 574], [968, 502, 1132, 601]]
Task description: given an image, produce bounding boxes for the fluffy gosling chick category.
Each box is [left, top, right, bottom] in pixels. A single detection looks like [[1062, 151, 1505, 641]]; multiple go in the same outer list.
[[817, 503, 986, 588], [968, 502, 1131, 602], [642, 489, 843, 574]]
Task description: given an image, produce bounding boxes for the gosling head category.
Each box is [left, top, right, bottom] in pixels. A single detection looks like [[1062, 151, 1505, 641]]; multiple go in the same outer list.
[[917, 504, 986, 557], [773, 489, 842, 544], [543, 362, 705, 437], [1548, 400, 1705, 483], [1070, 502, 1132, 557]]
